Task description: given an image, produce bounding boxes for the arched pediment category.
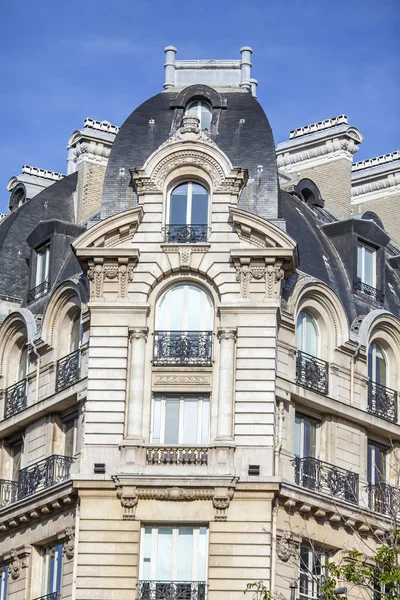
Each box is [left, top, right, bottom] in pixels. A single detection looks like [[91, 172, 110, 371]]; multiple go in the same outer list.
[[230, 206, 298, 252], [41, 279, 89, 347]]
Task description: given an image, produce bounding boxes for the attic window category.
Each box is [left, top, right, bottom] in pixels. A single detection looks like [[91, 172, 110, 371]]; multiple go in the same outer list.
[[9, 184, 27, 212], [185, 100, 212, 130]]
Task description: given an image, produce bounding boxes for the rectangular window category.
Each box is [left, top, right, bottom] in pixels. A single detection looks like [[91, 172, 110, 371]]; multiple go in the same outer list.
[[63, 415, 78, 458], [299, 545, 329, 600], [41, 543, 63, 597], [295, 414, 318, 459], [10, 440, 23, 482], [0, 565, 8, 600], [367, 442, 387, 485], [140, 525, 208, 582], [151, 395, 210, 445], [36, 243, 50, 286], [357, 243, 376, 287]]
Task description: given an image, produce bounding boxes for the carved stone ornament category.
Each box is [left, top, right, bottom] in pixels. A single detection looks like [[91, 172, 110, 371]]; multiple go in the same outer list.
[[87, 258, 137, 299], [212, 489, 234, 521], [277, 530, 297, 562], [117, 486, 139, 521], [63, 526, 75, 560], [154, 375, 210, 385], [235, 258, 285, 300], [9, 548, 28, 580]]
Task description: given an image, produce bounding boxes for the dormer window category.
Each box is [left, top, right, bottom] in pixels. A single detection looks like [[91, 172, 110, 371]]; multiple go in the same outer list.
[[185, 100, 212, 131], [28, 242, 50, 302], [357, 242, 376, 288], [165, 182, 208, 243]]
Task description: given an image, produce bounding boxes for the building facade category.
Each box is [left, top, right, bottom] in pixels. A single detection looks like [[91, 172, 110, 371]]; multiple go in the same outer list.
[[0, 46, 399, 600]]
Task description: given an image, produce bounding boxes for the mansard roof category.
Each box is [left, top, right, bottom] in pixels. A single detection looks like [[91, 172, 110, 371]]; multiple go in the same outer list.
[[101, 87, 278, 221]]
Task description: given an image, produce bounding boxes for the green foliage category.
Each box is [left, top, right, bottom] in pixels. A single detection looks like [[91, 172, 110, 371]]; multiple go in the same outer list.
[[244, 580, 272, 600]]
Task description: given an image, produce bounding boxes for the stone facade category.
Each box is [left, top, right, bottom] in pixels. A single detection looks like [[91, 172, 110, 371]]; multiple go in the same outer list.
[[0, 46, 399, 600]]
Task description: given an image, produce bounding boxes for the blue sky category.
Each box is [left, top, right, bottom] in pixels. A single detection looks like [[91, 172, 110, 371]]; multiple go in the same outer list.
[[0, 0, 399, 213]]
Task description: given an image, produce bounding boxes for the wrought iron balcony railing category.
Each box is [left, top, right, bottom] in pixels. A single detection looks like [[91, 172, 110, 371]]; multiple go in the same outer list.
[[368, 482, 400, 516], [354, 279, 384, 303], [138, 581, 206, 600], [32, 593, 59, 600], [164, 224, 208, 244], [368, 380, 398, 423], [27, 279, 49, 303], [0, 479, 18, 507], [18, 454, 74, 500], [146, 447, 209, 465], [4, 378, 27, 419], [296, 351, 329, 395], [56, 349, 80, 392], [294, 457, 359, 504], [153, 331, 212, 366]]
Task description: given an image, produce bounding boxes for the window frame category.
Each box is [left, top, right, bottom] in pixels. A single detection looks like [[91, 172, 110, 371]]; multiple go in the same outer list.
[[367, 441, 388, 485], [185, 100, 212, 130], [155, 283, 214, 332], [368, 342, 387, 387], [62, 413, 79, 458], [357, 241, 377, 288], [296, 310, 319, 357], [299, 544, 330, 600], [166, 182, 209, 228], [16, 344, 29, 383], [151, 394, 210, 446], [295, 413, 320, 459], [139, 524, 209, 582], [41, 542, 63, 597], [35, 241, 50, 287], [68, 312, 81, 354], [0, 565, 8, 600], [9, 439, 24, 482]]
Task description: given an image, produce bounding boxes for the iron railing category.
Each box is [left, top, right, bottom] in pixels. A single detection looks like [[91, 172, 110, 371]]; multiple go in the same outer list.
[[368, 380, 398, 422], [27, 279, 49, 303], [164, 224, 208, 244], [138, 581, 206, 600], [56, 349, 80, 392], [0, 479, 18, 507], [294, 457, 359, 503], [296, 351, 329, 395], [368, 483, 400, 516], [32, 594, 59, 600], [354, 279, 384, 303], [18, 454, 74, 500], [4, 378, 27, 418], [146, 447, 208, 465], [153, 331, 212, 366]]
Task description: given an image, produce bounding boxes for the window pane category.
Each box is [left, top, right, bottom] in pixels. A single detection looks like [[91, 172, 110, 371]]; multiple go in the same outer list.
[[69, 316, 80, 352], [11, 442, 22, 481], [364, 246, 374, 286], [170, 184, 188, 224], [197, 528, 207, 580], [305, 313, 318, 356], [142, 528, 152, 580], [190, 184, 208, 225], [183, 399, 198, 444], [368, 344, 373, 380], [164, 398, 180, 444], [303, 419, 316, 458], [375, 345, 386, 385], [186, 286, 203, 331], [201, 399, 210, 444], [357, 244, 363, 280], [177, 528, 193, 580], [64, 420, 76, 457], [200, 103, 212, 130], [169, 286, 185, 331], [17, 346, 27, 381], [295, 416, 301, 459], [152, 397, 161, 443], [186, 103, 198, 117], [156, 527, 173, 580]]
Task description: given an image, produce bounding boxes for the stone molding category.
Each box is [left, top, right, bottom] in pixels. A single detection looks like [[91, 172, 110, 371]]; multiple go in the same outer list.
[[153, 375, 211, 386], [128, 327, 149, 342], [72, 140, 112, 166], [7, 546, 31, 580], [116, 484, 235, 521], [72, 206, 143, 252], [63, 526, 75, 560], [21, 165, 64, 180], [162, 243, 209, 269], [277, 136, 360, 170], [86, 257, 137, 300], [276, 530, 298, 562], [351, 171, 400, 200], [233, 255, 285, 301], [289, 115, 348, 139], [352, 151, 400, 172]]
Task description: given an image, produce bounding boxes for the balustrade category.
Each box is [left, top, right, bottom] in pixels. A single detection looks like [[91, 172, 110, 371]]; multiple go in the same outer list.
[[354, 279, 384, 303], [146, 447, 208, 465], [368, 482, 400, 516], [368, 380, 398, 422], [294, 457, 359, 503], [0, 479, 18, 507], [56, 349, 80, 392], [138, 581, 206, 600], [27, 279, 49, 303], [153, 331, 212, 366], [18, 454, 73, 500], [4, 379, 27, 418], [164, 224, 208, 244], [296, 350, 329, 395]]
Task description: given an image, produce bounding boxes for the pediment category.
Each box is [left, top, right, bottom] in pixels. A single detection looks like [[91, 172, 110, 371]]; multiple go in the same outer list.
[[230, 206, 298, 252]]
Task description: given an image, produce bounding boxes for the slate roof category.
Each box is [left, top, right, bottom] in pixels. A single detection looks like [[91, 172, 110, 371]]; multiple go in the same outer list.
[[101, 88, 278, 221]]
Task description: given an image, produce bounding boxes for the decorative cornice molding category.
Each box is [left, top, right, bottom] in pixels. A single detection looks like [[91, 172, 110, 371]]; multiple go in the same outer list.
[[289, 115, 348, 138], [83, 118, 119, 135], [277, 137, 359, 169], [352, 151, 400, 172], [351, 172, 400, 198], [21, 165, 64, 180], [153, 375, 211, 385]]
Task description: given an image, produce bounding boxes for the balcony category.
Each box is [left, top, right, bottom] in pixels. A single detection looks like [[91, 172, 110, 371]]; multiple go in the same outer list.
[[354, 279, 384, 303], [368, 483, 400, 516], [146, 447, 208, 465], [153, 331, 212, 367], [18, 454, 73, 500], [164, 224, 208, 244], [294, 457, 359, 504], [296, 351, 329, 395], [368, 380, 398, 423], [138, 581, 206, 600], [27, 279, 49, 303], [0, 479, 18, 507], [56, 349, 80, 392], [4, 378, 27, 418]]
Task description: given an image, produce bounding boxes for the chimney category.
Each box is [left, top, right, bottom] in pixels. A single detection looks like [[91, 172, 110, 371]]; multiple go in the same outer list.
[[164, 46, 177, 90], [240, 46, 253, 91]]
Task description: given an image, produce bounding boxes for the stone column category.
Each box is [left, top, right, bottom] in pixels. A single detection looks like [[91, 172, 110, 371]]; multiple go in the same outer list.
[[127, 328, 148, 439], [216, 329, 237, 440]]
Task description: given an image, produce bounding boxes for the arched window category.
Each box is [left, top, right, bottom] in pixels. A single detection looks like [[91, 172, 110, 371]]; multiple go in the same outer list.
[[185, 100, 212, 130], [167, 182, 209, 243], [69, 313, 81, 353], [368, 343, 386, 386], [296, 311, 318, 357], [154, 284, 213, 366], [16, 345, 28, 383]]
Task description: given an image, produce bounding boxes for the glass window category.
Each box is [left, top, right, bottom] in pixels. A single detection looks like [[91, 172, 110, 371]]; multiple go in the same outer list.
[[185, 100, 212, 130], [156, 284, 213, 332], [357, 243, 376, 287], [10, 440, 23, 482], [63, 416, 78, 457], [0, 565, 7, 600], [17, 345, 28, 382], [36, 243, 50, 286], [41, 543, 63, 597], [296, 311, 318, 356], [168, 182, 208, 227], [140, 525, 208, 582], [69, 313, 81, 353], [295, 415, 318, 459], [152, 395, 210, 445], [299, 545, 329, 600], [368, 442, 386, 485], [368, 343, 387, 386]]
